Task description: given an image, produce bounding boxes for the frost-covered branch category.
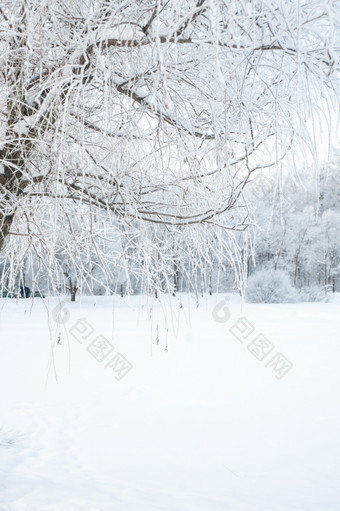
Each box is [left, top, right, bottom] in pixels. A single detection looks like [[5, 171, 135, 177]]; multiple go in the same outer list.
[[0, 0, 338, 296]]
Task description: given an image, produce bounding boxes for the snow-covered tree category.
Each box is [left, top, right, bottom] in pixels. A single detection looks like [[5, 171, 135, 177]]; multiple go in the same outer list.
[[0, 1, 338, 295], [245, 148, 340, 296]]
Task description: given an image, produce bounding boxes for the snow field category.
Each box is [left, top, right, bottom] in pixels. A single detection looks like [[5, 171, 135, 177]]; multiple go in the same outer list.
[[0, 294, 339, 511]]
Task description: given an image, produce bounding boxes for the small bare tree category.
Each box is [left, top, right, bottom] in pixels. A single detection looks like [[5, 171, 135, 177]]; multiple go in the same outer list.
[[0, 1, 338, 295]]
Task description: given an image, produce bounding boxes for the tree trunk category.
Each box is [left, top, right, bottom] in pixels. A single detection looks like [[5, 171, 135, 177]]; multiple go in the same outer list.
[[0, 214, 14, 254], [173, 260, 179, 296], [69, 278, 78, 302], [294, 254, 299, 287]]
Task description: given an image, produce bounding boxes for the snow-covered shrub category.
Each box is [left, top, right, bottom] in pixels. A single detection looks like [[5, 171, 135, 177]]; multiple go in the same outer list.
[[298, 286, 330, 303], [246, 269, 298, 303]]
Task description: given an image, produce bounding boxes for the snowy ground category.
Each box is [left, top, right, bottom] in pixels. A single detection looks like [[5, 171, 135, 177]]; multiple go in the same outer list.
[[0, 293, 339, 511]]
